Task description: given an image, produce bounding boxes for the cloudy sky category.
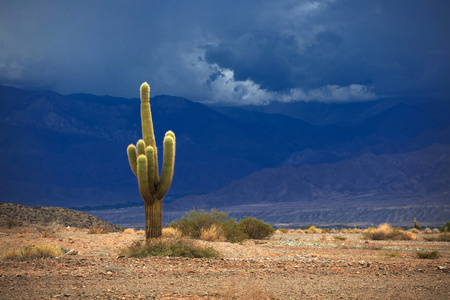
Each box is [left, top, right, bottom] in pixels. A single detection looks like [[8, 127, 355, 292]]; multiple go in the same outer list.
[[1, 0, 449, 105]]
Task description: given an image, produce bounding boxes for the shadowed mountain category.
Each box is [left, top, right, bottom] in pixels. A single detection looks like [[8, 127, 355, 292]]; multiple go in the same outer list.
[[1, 84, 449, 226]]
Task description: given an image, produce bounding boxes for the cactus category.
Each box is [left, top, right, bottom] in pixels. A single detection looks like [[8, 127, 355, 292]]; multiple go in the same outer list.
[[127, 82, 175, 239]]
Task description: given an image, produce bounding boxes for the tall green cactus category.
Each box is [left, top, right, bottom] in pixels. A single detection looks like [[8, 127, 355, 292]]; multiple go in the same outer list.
[[127, 82, 175, 239]]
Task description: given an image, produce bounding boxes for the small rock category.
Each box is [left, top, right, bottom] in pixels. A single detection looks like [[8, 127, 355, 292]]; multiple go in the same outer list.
[[66, 249, 78, 256]]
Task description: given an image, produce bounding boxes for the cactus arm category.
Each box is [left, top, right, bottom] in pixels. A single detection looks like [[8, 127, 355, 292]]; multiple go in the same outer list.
[[127, 144, 138, 177], [137, 155, 152, 205], [137, 139, 146, 156], [140, 82, 157, 150], [145, 146, 157, 194], [156, 132, 175, 198]]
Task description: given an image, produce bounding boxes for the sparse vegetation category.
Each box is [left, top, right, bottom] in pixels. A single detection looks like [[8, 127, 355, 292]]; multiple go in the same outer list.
[[118, 237, 221, 258], [362, 223, 417, 241], [34, 222, 62, 238], [275, 228, 289, 233], [416, 250, 440, 259], [6, 218, 18, 229], [200, 224, 226, 242], [1, 244, 64, 260], [333, 236, 347, 241], [88, 226, 110, 234], [305, 225, 322, 234], [384, 251, 402, 258], [423, 232, 450, 242]]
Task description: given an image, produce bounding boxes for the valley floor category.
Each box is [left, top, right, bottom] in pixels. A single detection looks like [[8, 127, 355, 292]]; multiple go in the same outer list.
[[0, 227, 449, 299]]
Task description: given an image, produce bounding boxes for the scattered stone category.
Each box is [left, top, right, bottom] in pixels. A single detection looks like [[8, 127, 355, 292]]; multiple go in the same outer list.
[[66, 249, 78, 256]]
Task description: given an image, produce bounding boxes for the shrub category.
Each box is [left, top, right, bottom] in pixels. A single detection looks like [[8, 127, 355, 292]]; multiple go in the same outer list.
[[1, 244, 64, 260], [238, 217, 274, 240], [440, 221, 450, 232], [362, 223, 416, 241], [294, 229, 305, 234], [169, 208, 247, 243], [6, 219, 18, 229], [34, 222, 62, 238], [423, 233, 450, 242], [333, 236, 347, 241], [409, 228, 420, 234], [118, 237, 221, 258], [422, 228, 433, 234], [416, 250, 440, 259], [275, 228, 288, 233], [123, 228, 136, 234], [305, 225, 322, 234], [88, 226, 110, 234], [200, 224, 226, 242]]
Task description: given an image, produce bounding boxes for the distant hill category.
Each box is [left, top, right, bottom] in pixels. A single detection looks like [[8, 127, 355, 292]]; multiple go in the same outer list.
[[1, 84, 449, 226], [0, 202, 122, 231]]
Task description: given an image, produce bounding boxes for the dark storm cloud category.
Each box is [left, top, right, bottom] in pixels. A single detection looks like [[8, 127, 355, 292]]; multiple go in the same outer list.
[[0, 0, 449, 104]]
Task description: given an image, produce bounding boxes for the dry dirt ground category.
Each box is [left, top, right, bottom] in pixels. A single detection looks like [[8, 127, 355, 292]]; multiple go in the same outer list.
[[0, 227, 449, 299]]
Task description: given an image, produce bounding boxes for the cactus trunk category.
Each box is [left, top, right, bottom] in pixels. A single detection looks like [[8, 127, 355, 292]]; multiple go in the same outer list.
[[127, 82, 175, 239]]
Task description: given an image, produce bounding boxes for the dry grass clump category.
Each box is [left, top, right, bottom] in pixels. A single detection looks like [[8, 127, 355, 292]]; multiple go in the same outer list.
[[136, 230, 145, 235], [88, 226, 110, 234], [294, 229, 305, 234], [118, 237, 221, 258], [1, 244, 64, 260], [416, 250, 440, 259], [305, 225, 322, 234], [122, 228, 136, 234], [200, 224, 226, 242], [362, 223, 417, 241], [348, 227, 362, 234], [162, 227, 182, 238]]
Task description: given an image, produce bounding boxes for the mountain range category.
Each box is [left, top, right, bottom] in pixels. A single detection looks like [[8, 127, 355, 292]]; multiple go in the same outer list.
[[1, 84, 449, 227]]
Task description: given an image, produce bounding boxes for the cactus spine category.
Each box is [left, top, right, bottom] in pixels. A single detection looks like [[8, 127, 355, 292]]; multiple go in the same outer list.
[[127, 82, 175, 239]]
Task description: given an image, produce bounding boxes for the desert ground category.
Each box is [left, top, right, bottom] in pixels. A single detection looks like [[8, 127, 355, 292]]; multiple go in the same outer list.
[[0, 226, 449, 299]]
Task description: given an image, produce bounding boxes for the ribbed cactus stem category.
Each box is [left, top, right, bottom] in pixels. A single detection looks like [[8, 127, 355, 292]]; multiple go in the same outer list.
[[126, 82, 176, 240]]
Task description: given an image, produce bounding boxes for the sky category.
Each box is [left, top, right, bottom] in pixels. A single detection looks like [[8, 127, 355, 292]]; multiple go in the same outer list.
[[1, 0, 449, 105]]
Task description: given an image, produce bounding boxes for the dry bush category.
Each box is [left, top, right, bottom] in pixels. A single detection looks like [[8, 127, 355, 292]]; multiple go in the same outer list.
[[34, 222, 62, 238], [88, 226, 110, 234], [340, 228, 348, 233], [423, 232, 450, 242], [349, 227, 362, 234], [1, 244, 64, 260], [136, 230, 145, 235], [122, 228, 136, 234], [305, 225, 322, 234], [362, 223, 416, 241], [294, 229, 305, 234], [329, 229, 339, 233], [409, 228, 420, 234], [162, 227, 182, 238], [275, 228, 288, 233], [432, 228, 440, 234], [422, 228, 433, 234], [200, 224, 226, 242]]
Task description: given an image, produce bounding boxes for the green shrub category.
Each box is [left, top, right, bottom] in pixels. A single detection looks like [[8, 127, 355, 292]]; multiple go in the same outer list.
[[440, 221, 450, 232], [238, 217, 274, 240], [169, 208, 248, 243], [118, 237, 221, 258], [416, 250, 440, 259]]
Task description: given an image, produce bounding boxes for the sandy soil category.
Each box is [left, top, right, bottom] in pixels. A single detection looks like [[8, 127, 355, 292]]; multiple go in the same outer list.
[[0, 227, 449, 299]]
